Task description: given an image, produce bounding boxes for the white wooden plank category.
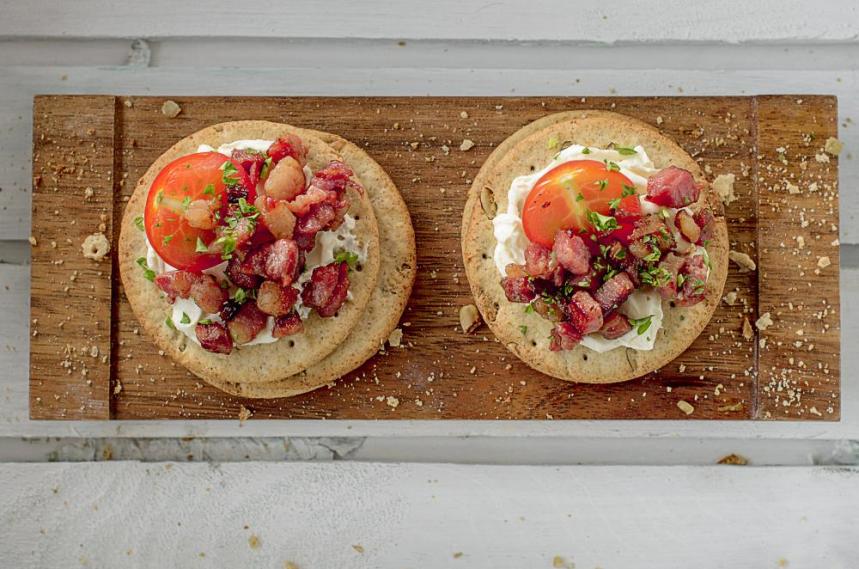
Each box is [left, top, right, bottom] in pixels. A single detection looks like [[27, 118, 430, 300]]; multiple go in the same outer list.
[[1, 262, 856, 439], [2, 64, 858, 242], [1, 0, 857, 43], [0, 462, 855, 568]]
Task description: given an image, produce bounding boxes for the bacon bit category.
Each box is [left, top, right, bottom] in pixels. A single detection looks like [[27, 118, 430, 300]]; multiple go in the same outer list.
[[227, 300, 268, 344], [549, 322, 582, 351], [674, 209, 701, 244], [676, 254, 707, 307], [565, 290, 603, 335], [631, 215, 674, 251], [293, 202, 338, 250], [267, 134, 308, 167], [501, 275, 537, 303], [301, 262, 350, 317], [532, 297, 561, 322], [504, 263, 528, 278], [189, 274, 228, 314], [712, 173, 737, 205], [524, 242, 555, 278], [195, 322, 232, 354], [264, 156, 305, 201], [693, 208, 715, 245], [594, 272, 634, 315], [272, 312, 303, 338], [655, 253, 685, 300], [254, 196, 296, 240], [263, 239, 301, 287], [600, 312, 632, 339], [553, 230, 590, 275], [728, 250, 756, 273], [230, 148, 266, 188], [645, 166, 701, 208], [226, 252, 262, 289], [155, 270, 198, 302], [256, 280, 299, 316]]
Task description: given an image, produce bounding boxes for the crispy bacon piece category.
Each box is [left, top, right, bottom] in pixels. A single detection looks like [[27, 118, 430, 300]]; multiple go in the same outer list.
[[553, 230, 591, 275], [264, 157, 306, 202], [501, 276, 537, 303], [676, 254, 708, 306], [226, 253, 262, 289], [195, 322, 233, 354], [301, 262, 350, 318], [524, 242, 554, 278], [272, 311, 304, 338], [256, 281, 300, 317], [631, 215, 675, 252], [267, 134, 308, 167], [230, 148, 266, 188], [674, 209, 701, 244], [219, 298, 242, 321], [531, 297, 561, 322], [594, 272, 635, 315], [694, 208, 715, 245], [629, 239, 657, 260], [549, 322, 582, 352], [600, 312, 632, 340], [263, 239, 301, 287], [155, 270, 198, 302], [293, 202, 337, 250], [565, 290, 604, 336], [189, 274, 228, 314], [254, 195, 296, 240], [655, 253, 686, 300], [227, 300, 269, 344], [645, 166, 701, 208]]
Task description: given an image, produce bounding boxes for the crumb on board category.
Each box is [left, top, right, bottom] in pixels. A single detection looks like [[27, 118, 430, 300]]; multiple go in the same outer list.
[[248, 534, 261, 550], [717, 453, 749, 465], [817, 256, 831, 269], [29, 236, 38, 246], [677, 400, 695, 415], [712, 173, 737, 205], [742, 317, 754, 341], [352, 545, 365, 554], [459, 139, 475, 152], [82, 232, 110, 261], [728, 250, 756, 273], [387, 328, 403, 348], [722, 291, 738, 306], [755, 312, 774, 331], [824, 137, 843, 156], [161, 100, 182, 118], [459, 304, 481, 334], [238, 405, 253, 424]]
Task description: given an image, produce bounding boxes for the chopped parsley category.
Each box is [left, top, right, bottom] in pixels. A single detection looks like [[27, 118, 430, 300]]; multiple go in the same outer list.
[[614, 146, 637, 156], [214, 233, 238, 260], [334, 249, 360, 270], [629, 315, 653, 335], [586, 210, 619, 233], [237, 197, 258, 216], [643, 247, 662, 263], [198, 318, 212, 326], [232, 288, 248, 303], [162, 235, 173, 245], [677, 273, 686, 287], [606, 160, 621, 172], [181, 195, 191, 210], [639, 266, 671, 287], [165, 315, 176, 330], [621, 185, 637, 197], [596, 179, 609, 191], [259, 157, 273, 181], [195, 237, 208, 253], [155, 189, 164, 205], [136, 257, 155, 282], [546, 136, 560, 150], [575, 193, 584, 202], [524, 303, 536, 314], [518, 325, 528, 336], [220, 161, 242, 186], [202, 183, 215, 196], [581, 147, 591, 154], [179, 312, 191, 325], [133, 215, 145, 231], [608, 197, 621, 210]]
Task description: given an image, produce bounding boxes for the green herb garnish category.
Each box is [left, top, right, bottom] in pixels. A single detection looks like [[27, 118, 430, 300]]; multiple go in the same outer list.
[[524, 303, 535, 314], [581, 147, 591, 154], [518, 325, 528, 336], [596, 179, 609, 191], [614, 146, 637, 156], [546, 136, 560, 151], [334, 250, 360, 270], [165, 316, 176, 330], [621, 185, 636, 197], [180, 312, 191, 325], [203, 183, 215, 196], [133, 215, 145, 231], [136, 257, 155, 282], [586, 210, 619, 232], [220, 161, 241, 186], [575, 193, 584, 202], [608, 197, 621, 210], [629, 315, 653, 335], [606, 161, 620, 172], [162, 235, 173, 245], [198, 319, 212, 326], [181, 196, 191, 210]]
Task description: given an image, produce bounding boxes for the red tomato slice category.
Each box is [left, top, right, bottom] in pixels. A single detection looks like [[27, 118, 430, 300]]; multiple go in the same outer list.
[[521, 160, 641, 248], [144, 152, 236, 271]]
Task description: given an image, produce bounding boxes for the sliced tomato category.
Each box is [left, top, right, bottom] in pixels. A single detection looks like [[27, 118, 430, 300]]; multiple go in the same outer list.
[[144, 152, 236, 271], [521, 160, 641, 248]]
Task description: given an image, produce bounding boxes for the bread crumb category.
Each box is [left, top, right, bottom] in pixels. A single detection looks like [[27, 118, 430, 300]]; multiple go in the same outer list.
[[284, 562, 300, 569], [29, 236, 38, 246], [82, 232, 110, 261], [388, 328, 403, 348], [712, 173, 737, 205], [161, 100, 182, 118], [677, 400, 695, 415], [824, 137, 843, 156], [238, 405, 252, 424], [785, 181, 800, 194], [742, 317, 753, 341], [248, 534, 261, 550], [459, 111, 469, 119], [352, 545, 365, 554], [718, 453, 749, 465], [460, 139, 475, 152], [453, 552, 463, 559], [385, 396, 399, 409], [656, 116, 663, 125], [814, 152, 830, 163], [723, 291, 738, 306], [728, 250, 756, 273], [817, 256, 831, 269], [756, 312, 774, 331], [459, 304, 481, 334]]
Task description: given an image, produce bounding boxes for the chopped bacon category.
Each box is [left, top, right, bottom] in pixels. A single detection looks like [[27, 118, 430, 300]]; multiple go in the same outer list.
[[600, 312, 632, 340], [230, 148, 266, 188], [218, 298, 242, 321], [501, 276, 537, 303], [256, 281, 299, 317], [286, 186, 332, 217], [524, 242, 554, 278], [631, 215, 674, 251], [264, 157, 306, 201], [267, 134, 308, 167], [272, 311, 304, 338], [549, 322, 582, 352], [674, 209, 701, 244], [645, 166, 701, 208], [693, 208, 715, 245], [301, 262, 350, 318], [189, 274, 228, 314], [254, 195, 296, 240], [155, 270, 198, 302], [655, 253, 686, 300], [565, 290, 604, 336], [553, 230, 591, 275], [531, 297, 561, 322], [226, 252, 262, 289], [263, 239, 301, 287], [210, 215, 256, 255], [227, 300, 269, 344], [676, 254, 708, 306], [629, 239, 657, 260], [311, 160, 357, 193], [293, 202, 338, 251], [195, 322, 233, 354], [594, 272, 635, 315], [505, 263, 529, 279]]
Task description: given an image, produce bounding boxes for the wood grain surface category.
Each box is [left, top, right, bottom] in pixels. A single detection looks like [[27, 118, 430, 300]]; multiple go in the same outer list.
[[29, 95, 841, 421]]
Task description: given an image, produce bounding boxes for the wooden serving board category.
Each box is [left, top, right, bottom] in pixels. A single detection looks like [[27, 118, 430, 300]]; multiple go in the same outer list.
[[29, 95, 841, 421]]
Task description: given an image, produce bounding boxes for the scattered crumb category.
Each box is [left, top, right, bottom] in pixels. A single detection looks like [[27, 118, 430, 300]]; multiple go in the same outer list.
[[453, 552, 463, 559], [718, 454, 749, 465], [459, 139, 475, 152], [677, 400, 695, 415], [755, 312, 774, 331], [723, 291, 738, 306], [728, 250, 756, 273], [385, 396, 399, 409], [161, 100, 182, 118], [459, 111, 469, 119], [29, 236, 38, 246], [84, 186, 94, 199], [656, 116, 663, 125], [814, 152, 830, 163], [712, 173, 737, 205], [285, 562, 300, 569], [248, 534, 261, 550], [82, 232, 111, 261], [459, 304, 482, 334], [742, 317, 753, 341], [824, 137, 843, 156], [387, 328, 404, 348], [817, 256, 831, 269], [352, 545, 365, 554], [238, 405, 252, 424]]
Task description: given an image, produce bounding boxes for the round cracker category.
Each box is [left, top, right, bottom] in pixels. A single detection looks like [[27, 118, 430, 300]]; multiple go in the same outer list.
[[118, 121, 381, 385], [205, 130, 416, 398], [462, 110, 729, 384]]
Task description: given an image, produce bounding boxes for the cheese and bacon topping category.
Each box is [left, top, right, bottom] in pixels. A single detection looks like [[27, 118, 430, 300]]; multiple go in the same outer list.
[[138, 135, 366, 354], [493, 144, 715, 353]]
